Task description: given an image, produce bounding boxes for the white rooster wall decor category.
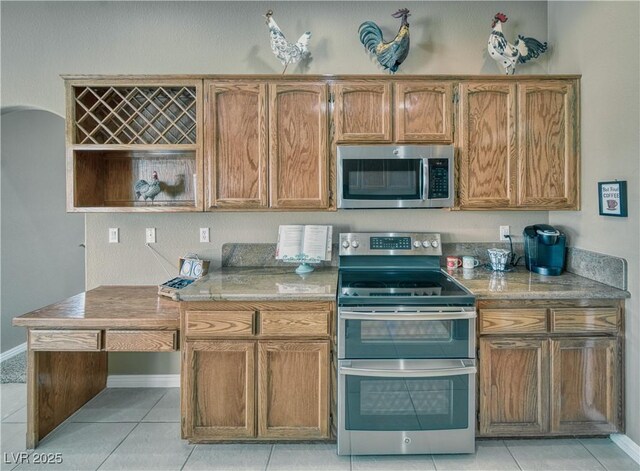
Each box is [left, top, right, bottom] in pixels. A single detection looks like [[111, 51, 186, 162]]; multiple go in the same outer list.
[[488, 12, 548, 75], [264, 10, 311, 74]]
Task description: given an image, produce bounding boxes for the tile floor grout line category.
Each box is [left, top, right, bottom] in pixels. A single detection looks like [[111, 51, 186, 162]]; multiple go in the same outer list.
[[139, 388, 170, 422], [264, 443, 275, 471], [503, 439, 525, 471], [180, 442, 198, 471], [95, 421, 142, 471], [578, 438, 609, 471]]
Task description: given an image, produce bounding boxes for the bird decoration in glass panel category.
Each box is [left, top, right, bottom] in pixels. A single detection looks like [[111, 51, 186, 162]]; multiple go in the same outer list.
[[488, 12, 548, 75], [264, 10, 311, 74], [135, 171, 162, 203], [358, 9, 411, 74]]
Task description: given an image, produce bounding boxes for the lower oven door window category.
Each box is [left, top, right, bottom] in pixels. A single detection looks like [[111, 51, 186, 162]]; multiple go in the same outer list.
[[343, 317, 471, 359], [340, 360, 475, 432]]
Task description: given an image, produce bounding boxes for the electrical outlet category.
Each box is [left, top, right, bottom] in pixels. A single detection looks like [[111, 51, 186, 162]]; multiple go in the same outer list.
[[108, 228, 119, 243], [199, 227, 210, 243], [145, 228, 156, 244], [499, 225, 510, 241]]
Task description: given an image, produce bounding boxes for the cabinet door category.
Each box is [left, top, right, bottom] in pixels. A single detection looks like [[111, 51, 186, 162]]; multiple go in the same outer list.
[[479, 338, 549, 436], [205, 82, 268, 209], [333, 82, 392, 142], [517, 81, 579, 208], [394, 82, 453, 142], [459, 83, 517, 208], [258, 341, 329, 438], [269, 83, 329, 209], [182, 341, 255, 439], [550, 337, 620, 434]]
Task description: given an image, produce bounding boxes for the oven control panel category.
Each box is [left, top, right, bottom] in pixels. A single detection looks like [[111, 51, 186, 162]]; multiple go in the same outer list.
[[339, 232, 442, 256]]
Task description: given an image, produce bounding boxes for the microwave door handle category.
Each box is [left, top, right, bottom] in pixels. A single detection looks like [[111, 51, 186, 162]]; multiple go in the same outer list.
[[422, 158, 429, 200], [339, 365, 477, 378]]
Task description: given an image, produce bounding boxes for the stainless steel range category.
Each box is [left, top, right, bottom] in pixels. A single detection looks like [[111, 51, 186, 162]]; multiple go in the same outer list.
[[337, 232, 476, 455]]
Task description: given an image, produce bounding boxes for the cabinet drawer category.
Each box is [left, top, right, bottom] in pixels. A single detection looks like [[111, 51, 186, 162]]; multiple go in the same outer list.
[[105, 330, 177, 351], [480, 309, 547, 334], [185, 311, 255, 337], [550, 308, 619, 334], [30, 330, 102, 351], [259, 311, 330, 337]]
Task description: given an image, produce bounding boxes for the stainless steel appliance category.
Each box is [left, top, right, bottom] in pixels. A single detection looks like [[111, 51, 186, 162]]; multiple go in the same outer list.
[[523, 224, 567, 276], [337, 232, 476, 455], [337, 145, 454, 209]]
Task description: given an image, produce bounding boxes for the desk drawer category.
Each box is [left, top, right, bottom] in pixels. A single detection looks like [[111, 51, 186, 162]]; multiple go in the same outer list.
[[30, 330, 101, 351], [259, 311, 330, 337], [105, 330, 177, 351], [551, 308, 619, 334], [480, 309, 547, 334], [185, 311, 255, 337]]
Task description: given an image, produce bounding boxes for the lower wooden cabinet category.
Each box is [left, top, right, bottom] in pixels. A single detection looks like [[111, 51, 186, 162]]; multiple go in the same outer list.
[[478, 300, 623, 437], [550, 337, 619, 434], [258, 341, 329, 438], [180, 302, 334, 442], [479, 337, 549, 435], [182, 340, 256, 439]]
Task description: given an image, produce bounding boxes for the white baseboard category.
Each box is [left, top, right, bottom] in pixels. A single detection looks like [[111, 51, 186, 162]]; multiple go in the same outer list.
[[0, 342, 27, 363], [610, 434, 640, 464], [107, 374, 180, 388]]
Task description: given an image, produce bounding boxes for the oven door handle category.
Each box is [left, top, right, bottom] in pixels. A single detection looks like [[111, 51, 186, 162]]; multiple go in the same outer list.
[[339, 365, 477, 378], [339, 311, 476, 321]]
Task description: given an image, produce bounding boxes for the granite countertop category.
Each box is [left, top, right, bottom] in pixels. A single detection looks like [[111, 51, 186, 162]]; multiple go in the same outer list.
[[447, 266, 630, 300], [176, 265, 629, 302], [174, 267, 339, 302]]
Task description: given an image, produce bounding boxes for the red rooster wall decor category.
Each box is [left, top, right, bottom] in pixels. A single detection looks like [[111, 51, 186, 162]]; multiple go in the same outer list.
[[488, 12, 548, 75]]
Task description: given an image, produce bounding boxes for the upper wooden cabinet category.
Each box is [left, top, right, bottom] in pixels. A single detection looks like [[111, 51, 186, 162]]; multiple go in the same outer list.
[[65, 75, 580, 212], [205, 80, 329, 210], [269, 83, 329, 209], [458, 83, 517, 208], [205, 82, 268, 209], [457, 79, 579, 210], [395, 81, 453, 142], [517, 81, 579, 209], [333, 82, 392, 142]]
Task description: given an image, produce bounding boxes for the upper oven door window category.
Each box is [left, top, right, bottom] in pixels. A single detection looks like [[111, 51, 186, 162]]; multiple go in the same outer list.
[[341, 158, 422, 200], [341, 316, 472, 359]]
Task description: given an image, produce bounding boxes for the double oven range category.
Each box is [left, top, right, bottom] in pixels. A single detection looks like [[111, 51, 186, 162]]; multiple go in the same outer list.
[[337, 233, 477, 455]]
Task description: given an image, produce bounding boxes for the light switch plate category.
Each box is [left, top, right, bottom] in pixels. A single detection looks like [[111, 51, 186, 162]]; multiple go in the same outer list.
[[146, 228, 156, 244], [199, 228, 210, 243], [109, 228, 119, 243]]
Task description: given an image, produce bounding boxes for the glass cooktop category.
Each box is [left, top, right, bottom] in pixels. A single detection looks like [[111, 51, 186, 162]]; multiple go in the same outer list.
[[339, 270, 471, 301]]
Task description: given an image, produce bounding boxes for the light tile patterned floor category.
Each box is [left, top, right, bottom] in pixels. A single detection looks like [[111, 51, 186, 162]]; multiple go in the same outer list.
[[1, 384, 638, 471]]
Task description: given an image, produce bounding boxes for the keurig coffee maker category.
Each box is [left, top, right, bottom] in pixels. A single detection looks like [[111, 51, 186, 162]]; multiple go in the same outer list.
[[523, 224, 566, 276]]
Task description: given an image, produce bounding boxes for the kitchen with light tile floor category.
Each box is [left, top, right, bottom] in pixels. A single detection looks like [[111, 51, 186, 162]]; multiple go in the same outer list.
[[1, 384, 638, 471]]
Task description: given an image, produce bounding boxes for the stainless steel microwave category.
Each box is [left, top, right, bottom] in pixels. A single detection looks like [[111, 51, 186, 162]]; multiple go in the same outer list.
[[337, 145, 454, 209]]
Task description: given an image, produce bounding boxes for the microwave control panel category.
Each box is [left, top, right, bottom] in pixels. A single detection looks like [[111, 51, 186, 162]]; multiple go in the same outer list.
[[428, 158, 449, 199]]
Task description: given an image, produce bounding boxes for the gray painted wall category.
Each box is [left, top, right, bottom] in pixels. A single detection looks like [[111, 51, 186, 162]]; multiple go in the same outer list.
[[1, 110, 85, 352], [548, 0, 640, 446]]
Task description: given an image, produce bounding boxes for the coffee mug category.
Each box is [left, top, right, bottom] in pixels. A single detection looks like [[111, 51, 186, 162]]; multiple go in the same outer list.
[[462, 256, 480, 269], [446, 256, 463, 269]]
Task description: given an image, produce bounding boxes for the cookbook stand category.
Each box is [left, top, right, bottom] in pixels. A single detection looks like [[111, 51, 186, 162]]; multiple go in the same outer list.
[[281, 253, 323, 275]]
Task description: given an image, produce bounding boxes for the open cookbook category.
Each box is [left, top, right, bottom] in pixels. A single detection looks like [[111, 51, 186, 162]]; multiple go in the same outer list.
[[276, 225, 333, 263]]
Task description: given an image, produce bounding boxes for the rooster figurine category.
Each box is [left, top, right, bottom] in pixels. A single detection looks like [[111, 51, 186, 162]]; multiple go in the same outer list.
[[264, 10, 311, 74], [134, 171, 162, 203], [488, 12, 548, 75], [359, 9, 411, 74]]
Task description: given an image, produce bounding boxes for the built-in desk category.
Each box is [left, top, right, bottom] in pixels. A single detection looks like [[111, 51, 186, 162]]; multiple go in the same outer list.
[[12, 286, 179, 448]]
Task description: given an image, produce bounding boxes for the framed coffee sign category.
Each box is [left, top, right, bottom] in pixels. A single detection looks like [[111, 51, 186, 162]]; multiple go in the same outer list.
[[598, 181, 628, 217]]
